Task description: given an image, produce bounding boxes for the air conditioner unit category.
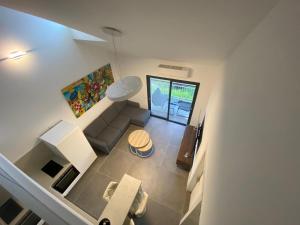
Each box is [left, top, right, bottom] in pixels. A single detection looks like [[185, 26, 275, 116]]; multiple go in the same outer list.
[[158, 64, 192, 79]]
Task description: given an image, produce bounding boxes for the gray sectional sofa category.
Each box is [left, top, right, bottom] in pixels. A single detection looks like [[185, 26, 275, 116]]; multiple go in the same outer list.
[[84, 100, 150, 154]]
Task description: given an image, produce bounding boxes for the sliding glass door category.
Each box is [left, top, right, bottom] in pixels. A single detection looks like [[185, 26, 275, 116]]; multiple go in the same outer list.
[[147, 75, 199, 125], [148, 77, 170, 119], [169, 81, 198, 124]]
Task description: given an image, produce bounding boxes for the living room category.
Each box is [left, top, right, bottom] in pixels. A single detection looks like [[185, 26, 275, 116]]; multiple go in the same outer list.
[[0, 1, 299, 225], [0, 4, 220, 225]]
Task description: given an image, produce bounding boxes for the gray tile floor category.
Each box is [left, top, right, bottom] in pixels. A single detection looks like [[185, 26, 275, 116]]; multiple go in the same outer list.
[[66, 117, 189, 225]]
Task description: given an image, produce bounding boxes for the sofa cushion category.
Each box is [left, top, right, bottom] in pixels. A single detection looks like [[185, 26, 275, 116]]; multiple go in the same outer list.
[[86, 136, 110, 154], [109, 114, 130, 133], [130, 110, 151, 126], [127, 101, 140, 108], [101, 105, 119, 124], [97, 126, 122, 149], [121, 106, 140, 116], [121, 106, 150, 127], [84, 116, 107, 138], [113, 101, 127, 112]]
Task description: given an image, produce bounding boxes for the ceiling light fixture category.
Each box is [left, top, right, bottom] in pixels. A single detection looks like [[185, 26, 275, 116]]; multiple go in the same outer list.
[[8, 51, 27, 60], [0, 50, 28, 62], [102, 26, 142, 102]]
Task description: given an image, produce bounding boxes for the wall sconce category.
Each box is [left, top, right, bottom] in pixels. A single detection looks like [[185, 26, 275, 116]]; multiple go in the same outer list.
[[0, 50, 28, 62]]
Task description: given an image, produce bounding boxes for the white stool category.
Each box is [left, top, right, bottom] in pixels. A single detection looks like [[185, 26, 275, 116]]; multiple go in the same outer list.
[[103, 182, 148, 218], [102, 181, 118, 202], [130, 188, 149, 217], [124, 217, 135, 225]]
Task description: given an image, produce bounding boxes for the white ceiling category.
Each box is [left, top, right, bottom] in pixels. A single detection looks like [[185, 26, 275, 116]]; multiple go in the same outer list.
[[0, 0, 279, 64]]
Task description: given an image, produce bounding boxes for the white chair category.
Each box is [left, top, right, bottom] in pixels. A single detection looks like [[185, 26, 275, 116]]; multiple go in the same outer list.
[[102, 182, 148, 218], [102, 181, 118, 202], [129, 219, 135, 225], [123, 217, 135, 225], [130, 188, 149, 217]]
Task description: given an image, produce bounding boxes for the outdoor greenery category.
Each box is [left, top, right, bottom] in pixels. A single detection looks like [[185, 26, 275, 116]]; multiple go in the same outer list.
[[150, 79, 195, 102]]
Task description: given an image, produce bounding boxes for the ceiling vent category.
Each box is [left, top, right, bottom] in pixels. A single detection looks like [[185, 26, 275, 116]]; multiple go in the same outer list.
[[158, 64, 192, 79]]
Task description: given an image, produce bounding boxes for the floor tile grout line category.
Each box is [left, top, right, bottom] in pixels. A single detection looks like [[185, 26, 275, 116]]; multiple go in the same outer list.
[[148, 196, 184, 216]]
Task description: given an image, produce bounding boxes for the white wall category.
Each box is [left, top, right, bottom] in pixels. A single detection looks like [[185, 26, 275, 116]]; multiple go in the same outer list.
[[119, 55, 223, 125], [0, 6, 222, 163], [200, 0, 300, 225], [0, 185, 11, 206], [0, 7, 116, 162]]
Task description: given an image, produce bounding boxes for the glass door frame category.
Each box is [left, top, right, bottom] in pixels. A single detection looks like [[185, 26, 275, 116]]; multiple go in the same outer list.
[[146, 75, 200, 126]]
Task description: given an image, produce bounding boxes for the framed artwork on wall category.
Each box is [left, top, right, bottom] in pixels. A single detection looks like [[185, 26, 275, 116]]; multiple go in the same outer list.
[[61, 64, 114, 118]]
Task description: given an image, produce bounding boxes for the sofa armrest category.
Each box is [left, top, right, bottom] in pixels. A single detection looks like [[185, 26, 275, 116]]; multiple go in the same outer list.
[[127, 100, 140, 108], [86, 136, 110, 154]]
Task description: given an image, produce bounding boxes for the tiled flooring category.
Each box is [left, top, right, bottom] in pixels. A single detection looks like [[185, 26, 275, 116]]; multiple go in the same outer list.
[[66, 117, 189, 225]]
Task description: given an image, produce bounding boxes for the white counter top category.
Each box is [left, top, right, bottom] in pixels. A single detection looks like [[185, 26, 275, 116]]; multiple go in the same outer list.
[[98, 174, 142, 225]]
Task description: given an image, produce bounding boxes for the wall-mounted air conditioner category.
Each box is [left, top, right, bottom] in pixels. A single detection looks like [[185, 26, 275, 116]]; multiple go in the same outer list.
[[158, 64, 192, 79]]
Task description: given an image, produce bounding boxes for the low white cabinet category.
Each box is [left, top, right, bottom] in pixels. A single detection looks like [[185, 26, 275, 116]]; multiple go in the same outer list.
[[40, 121, 97, 195]]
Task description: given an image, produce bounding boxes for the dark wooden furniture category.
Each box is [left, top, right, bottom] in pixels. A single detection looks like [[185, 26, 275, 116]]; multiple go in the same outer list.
[[176, 125, 197, 171]]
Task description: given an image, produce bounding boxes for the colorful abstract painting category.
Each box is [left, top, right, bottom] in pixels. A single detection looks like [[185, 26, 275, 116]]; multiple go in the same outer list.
[[62, 64, 114, 118]]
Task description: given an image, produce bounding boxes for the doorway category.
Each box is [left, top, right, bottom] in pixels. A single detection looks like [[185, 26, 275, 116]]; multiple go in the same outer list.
[[146, 75, 199, 125]]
